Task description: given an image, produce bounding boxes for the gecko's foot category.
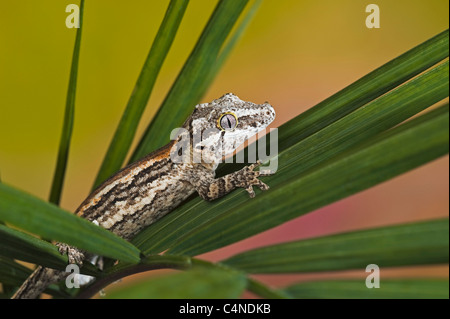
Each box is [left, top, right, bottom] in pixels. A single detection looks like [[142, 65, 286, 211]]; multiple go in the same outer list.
[[249, 160, 276, 176], [56, 243, 85, 266], [238, 160, 272, 198]]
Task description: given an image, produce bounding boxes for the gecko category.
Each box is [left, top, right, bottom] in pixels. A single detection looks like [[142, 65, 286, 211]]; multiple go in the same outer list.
[[12, 93, 276, 299]]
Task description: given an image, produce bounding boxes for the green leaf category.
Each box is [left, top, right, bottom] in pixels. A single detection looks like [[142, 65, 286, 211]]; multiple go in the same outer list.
[[93, 0, 189, 189], [131, 59, 449, 256], [49, 0, 84, 205], [0, 224, 68, 270], [0, 183, 140, 263], [222, 219, 449, 273], [130, 0, 250, 162], [165, 103, 449, 256], [0, 257, 31, 286], [282, 279, 449, 299], [277, 29, 449, 152], [105, 267, 246, 299]]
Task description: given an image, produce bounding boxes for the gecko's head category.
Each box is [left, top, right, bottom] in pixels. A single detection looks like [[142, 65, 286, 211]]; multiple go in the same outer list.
[[185, 93, 275, 164]]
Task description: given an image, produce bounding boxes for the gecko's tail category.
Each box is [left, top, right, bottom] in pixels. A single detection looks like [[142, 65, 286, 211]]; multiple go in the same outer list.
[[11, 266, 67, 299]]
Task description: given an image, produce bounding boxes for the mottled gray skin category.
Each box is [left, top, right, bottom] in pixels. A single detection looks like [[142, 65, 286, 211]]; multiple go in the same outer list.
[[12, 93, 275, 299]]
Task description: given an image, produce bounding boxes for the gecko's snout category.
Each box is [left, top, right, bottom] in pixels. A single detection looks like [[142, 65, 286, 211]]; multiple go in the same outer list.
[[263, 102, 276, 124]]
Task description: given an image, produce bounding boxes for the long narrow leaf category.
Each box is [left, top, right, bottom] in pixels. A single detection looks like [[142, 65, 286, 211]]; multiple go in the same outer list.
[[282, 279, 449, 299], [130, 0, 250, 162], [93, 0, 189, 188], [49, 0, 84, 205], [165, 104, 449, 256], [222, 219, 449, 273], [0, 183, 140, 263]]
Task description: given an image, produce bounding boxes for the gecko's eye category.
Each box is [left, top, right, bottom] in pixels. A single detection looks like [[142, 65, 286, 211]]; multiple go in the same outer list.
[[218, 112, 238, 131]]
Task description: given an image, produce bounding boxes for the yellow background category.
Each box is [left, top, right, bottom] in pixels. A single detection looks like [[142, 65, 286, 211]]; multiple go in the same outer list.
[[0, 0, 448, 295]]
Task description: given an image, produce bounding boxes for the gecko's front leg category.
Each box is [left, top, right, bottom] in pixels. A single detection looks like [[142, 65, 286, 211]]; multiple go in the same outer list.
[[185, 161, 272, 201]]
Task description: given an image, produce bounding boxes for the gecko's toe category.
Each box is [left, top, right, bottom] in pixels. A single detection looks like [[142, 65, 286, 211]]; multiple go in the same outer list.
[[68, 248, 85, 266], [252, 160, 275, 176], [258, 169, 274, 176], [248, 160, 262, 171], [258, 181, 270, 191], [245, 186, 256, 198]]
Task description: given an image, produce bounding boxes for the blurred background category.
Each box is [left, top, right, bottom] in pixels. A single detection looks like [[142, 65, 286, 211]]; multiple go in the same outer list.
[[0, 0, 448, 296]]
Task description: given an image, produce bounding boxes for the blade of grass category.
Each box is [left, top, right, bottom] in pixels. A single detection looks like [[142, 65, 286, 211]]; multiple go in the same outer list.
[[166, 104, 449, 256], [49, 0, 84, 205], [93, 0, 189, 189], [0, 183, 140, 263], [221, 218, 449, 273], [131, 60, 448, 255], [282, 279, 449, 299], [130, 0, 250, 162]]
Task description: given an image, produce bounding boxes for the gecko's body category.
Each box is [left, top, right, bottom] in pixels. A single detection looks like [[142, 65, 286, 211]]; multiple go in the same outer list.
[[12, 93, 275, 299], [77, 141, 190, 241]]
